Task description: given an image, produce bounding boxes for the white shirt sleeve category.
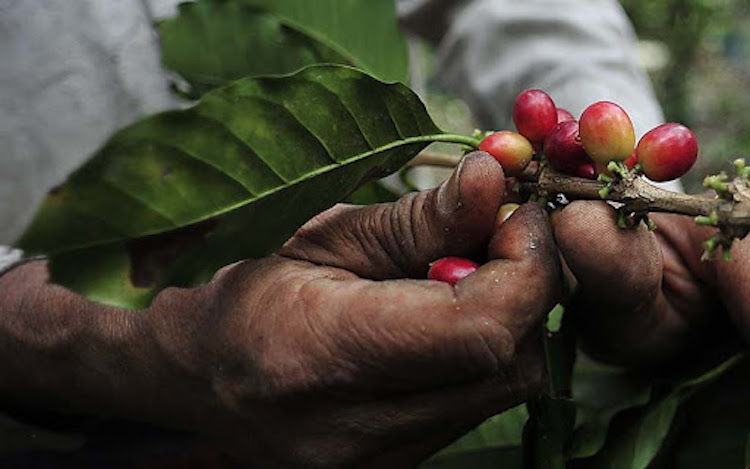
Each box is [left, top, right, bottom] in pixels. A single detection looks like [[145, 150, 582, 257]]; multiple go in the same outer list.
[[399, 0, 664, 135], [0, 0, 183, 245]]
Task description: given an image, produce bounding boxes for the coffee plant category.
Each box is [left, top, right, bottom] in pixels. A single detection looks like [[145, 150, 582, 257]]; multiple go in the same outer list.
[[12, 1, 748, 467]]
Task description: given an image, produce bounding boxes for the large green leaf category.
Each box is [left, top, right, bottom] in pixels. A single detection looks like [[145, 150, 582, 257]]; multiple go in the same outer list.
[[571, 354, 745, 469], [420, 406, 528, 468], [17, 65, 448, 309], [241, 0, 409, 83], [159, 0, 409, 97], [569, 356, 653, 460], [159, 1, 350, 97], [670, 357, 750, 469]]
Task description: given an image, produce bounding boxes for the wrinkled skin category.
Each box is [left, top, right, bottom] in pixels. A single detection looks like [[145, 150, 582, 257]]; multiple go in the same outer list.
[[0, 153, 561, 468], [555, 202, 749, 368]]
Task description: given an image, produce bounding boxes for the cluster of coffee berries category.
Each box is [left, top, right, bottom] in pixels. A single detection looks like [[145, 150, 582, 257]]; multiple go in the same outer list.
[[478, 89, 699, 183], [428, 90, 704, 285]]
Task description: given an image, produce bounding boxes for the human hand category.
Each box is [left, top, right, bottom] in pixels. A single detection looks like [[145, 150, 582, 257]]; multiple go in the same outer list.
[[554, 201, 748, 368], [0, 153, 561, 468]]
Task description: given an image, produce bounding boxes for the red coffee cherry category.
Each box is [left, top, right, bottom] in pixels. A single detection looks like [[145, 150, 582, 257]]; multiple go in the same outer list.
[[636, 123, 698, 182], [579, 101, 636, 164], [573, 162, 597, 180], [478, 131, 533, 176], [513, 89, 558, 143], [623, 150, 638, 170], [544, 121, 591, 172], [556, 108, 576, 124], [428, 257, 480, 285]]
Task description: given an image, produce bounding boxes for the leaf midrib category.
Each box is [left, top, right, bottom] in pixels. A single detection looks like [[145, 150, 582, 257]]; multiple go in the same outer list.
[[48, 132, 449, 255]]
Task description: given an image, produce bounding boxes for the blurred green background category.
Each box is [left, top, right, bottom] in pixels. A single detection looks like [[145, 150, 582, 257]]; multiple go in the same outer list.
[[415, 0, 750, 193]]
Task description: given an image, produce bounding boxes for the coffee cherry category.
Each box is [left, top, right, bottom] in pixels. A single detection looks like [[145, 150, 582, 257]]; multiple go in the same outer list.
[[513, 89, 558, 143], [636, 123, 698, 182], [579, 101, 636, 164], [556, 108, 576, 124], [623, 150, 638, 170], [478, 131, 533, 176], [573, 163, 597, 180], [428, 257, 479, 285], [544, 121, 591, 172]]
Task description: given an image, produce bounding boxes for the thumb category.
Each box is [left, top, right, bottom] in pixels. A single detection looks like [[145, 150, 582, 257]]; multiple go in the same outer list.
[[279, 152, 506, 279]]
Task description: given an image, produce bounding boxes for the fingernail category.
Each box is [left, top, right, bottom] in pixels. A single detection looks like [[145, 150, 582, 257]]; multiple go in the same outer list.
[[497, 203, 520, 226], [436, 155, 467, 214]]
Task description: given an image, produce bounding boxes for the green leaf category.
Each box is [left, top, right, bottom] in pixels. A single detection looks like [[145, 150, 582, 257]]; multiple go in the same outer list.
[[420, 406, 528, 468], [241, 0, 409, 83], [669, 356, 750, 469], [345, 180, 401, 205], [17, 65, 457, 309], [431, 406, 528, 460], [569, 356, 653, 460], [159, 1, 350, 97], [572, 354, 745, 469]]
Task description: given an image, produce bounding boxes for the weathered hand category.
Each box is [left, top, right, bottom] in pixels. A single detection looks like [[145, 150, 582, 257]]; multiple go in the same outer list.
[[0, 153, 561, 468], [554, 201, 748, 368]]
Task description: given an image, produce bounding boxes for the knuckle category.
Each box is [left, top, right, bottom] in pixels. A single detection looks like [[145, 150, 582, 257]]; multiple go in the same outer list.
[[457, 314, 517, 375]]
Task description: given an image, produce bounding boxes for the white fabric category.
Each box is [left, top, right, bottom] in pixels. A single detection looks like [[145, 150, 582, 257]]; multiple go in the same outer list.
[[399, 0, 665, 136], [0, 0, 183, 244], [0, 0, 676, 244]]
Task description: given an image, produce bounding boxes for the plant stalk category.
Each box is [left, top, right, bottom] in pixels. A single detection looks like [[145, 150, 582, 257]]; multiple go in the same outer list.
[[409, 152, 750, 232]]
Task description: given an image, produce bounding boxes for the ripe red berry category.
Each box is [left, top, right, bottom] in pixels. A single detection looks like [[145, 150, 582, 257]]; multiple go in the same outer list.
[[544, 121, 591, 172], [428, 257, 479, 285], [579, 101, 636, 164], [623, 150, 638, 170], [556, 108, 576, 124], [636, 123, 698, 182], [478, 131, 533, 176], [513, 89, 558, 143], [573, 162, 597, 180]]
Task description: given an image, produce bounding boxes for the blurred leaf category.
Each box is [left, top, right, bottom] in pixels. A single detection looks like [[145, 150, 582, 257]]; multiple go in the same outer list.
[[241, 0, 409, 83], [420, 406, 527, 468], [17, 65, 443, 308], [345, 180, 401, 205], [572, 354, 744, 469], [569, 356, 653, 460], [159, 1, 349, 97], [546, 304, 565, 333], [670, 356, 750, 469], [159, 0, 409, 97]]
